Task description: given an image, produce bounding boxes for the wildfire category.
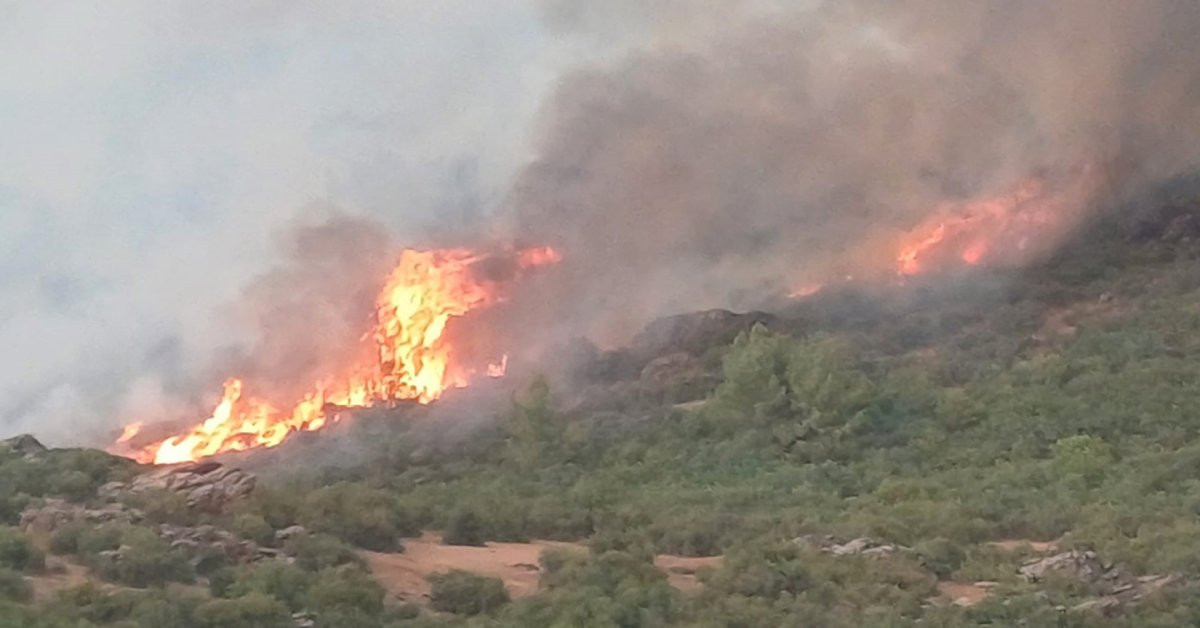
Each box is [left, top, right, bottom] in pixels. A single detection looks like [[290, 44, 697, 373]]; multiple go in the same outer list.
[[786, 169, 1099, 301], [121, 247, 558, 465], [895, 178, 1056, 276]]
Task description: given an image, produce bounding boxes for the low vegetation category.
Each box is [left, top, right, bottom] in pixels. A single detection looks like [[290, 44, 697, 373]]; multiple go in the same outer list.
[[6, 203, 1200, 625]]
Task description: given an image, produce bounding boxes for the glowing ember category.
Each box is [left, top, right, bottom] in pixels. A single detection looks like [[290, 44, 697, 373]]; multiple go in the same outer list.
[[516, 246, 563, 268], [789, 282, 825, 298], [487, 354, 509, 378], [120, 247, 558, 465]]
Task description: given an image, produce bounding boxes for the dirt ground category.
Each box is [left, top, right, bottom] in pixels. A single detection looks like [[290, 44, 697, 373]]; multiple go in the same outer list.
[[654, 554, 723, 593], [26, 556, 91, 603], [936, 581, 992, 607], [362, 533, 723, 603]]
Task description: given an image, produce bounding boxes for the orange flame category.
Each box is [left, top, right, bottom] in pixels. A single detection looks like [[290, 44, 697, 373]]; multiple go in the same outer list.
[[895, 179, 1054, 276], [789, 282, 825, 298], [121, 247, 558, 465], [116, 422, 142, 445]]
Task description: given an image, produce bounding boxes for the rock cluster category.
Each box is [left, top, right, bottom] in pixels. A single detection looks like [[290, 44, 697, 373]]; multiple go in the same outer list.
[[792, 535, 905, 559], [1019, 550, 1181, 615], [630, 309, 775, 362], [0, 434, 48, 459], [158, 523, 286, 565], [20, 499, 140, 534], [21, 461, 279, 569], [566, 310, 771, 413], [99, 461, 256, 513]]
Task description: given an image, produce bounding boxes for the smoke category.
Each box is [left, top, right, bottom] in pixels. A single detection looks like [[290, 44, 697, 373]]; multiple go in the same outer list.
[[0, 1, 569, 445], [506, 0, 1200, 343], [219, 214, 401, 405], [6, 1, 1200, 446]]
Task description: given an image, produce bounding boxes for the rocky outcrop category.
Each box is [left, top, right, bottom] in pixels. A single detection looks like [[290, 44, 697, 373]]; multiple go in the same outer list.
[[19, 499, 141, 534], [638, 352, 715, 403], [158, 523, 283, 565], [630, 310, 775, 362], [20, 498, 287, 566], [100, 461, 255, 513], [1018, 549, 1114, 584], [1020, 550, 1182, 616], [792, 535, 906, 559], [0, 434, 48, 458]]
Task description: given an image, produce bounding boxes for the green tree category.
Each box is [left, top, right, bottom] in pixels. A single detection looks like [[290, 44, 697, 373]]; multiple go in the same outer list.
[[505, 378, 562, 470]]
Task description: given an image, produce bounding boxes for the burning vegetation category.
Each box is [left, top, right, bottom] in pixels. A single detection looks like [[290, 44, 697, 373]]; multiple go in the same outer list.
[[117, 246, 559, 465]]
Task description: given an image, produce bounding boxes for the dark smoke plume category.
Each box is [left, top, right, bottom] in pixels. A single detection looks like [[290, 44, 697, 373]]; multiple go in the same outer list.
[[506, 0, 1200, 344]]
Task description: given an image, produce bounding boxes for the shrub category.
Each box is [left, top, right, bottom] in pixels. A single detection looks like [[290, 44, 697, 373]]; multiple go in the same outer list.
[[428, 570, 510, 615], [87, 526, 192, 587], [126, 489, 196, 526], [75, 523, 125, 556], [443, 509, 487, 547], [298, 483, 411, 551], [53, 582, 139, 624], [192, 593, 292, 628], [0, 569, 30, 602], [284, 533, 362, 572], [123, 587, 207, 628], [226, 561, 313, 612], [49, 521, 89, 555], [504, 378, 564, 470], [47, 470, 94, 502], [710, 325, 792, 424], [1053, 434, 1115, 484], [208, 566, 238, 598], [915, 537, 967, 579], [0, 527, 42, 572], [309, 564, 385, 619], [232, 514, 275, 547], [233, 486, 302, 531]]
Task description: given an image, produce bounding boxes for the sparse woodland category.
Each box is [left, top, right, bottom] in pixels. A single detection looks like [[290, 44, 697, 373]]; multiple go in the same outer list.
[[7, 194, 1200, 626]]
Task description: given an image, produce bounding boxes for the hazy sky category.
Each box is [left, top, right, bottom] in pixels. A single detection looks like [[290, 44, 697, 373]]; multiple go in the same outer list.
[[0, 1, 582, 444], [6, 1, 1196, 447]]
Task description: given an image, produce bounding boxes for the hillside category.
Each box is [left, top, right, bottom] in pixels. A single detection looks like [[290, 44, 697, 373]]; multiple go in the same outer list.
[[5, 193, 1200, 626]]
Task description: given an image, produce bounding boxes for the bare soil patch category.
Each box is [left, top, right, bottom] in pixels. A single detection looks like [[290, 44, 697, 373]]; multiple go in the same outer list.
[[362, 533, 585, 603], [936, 581, 991, 607], [363, 533, 724, 603], [654, 554, 722, 593], [27, 557, 91, 603]]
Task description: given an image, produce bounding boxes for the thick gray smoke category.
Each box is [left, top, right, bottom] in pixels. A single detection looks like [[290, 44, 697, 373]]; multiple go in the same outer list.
[[0, 2, 567, 445], [507, 0, 1200, 344], [6, 1, 1200, 446]]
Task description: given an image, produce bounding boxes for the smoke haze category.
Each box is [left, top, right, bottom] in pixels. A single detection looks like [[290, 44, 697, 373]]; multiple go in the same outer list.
[[4, 1, 1200, 444], [509, 0, 1200, 342]]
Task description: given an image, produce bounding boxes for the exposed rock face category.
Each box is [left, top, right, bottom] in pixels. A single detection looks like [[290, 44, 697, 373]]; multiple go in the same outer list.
[[0, 434, 48, 458], [100, 461, 256, 513], [1019, 550, 1113, 584], [275, 525, 309, 544], [1020, 550, 1182, 615]]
